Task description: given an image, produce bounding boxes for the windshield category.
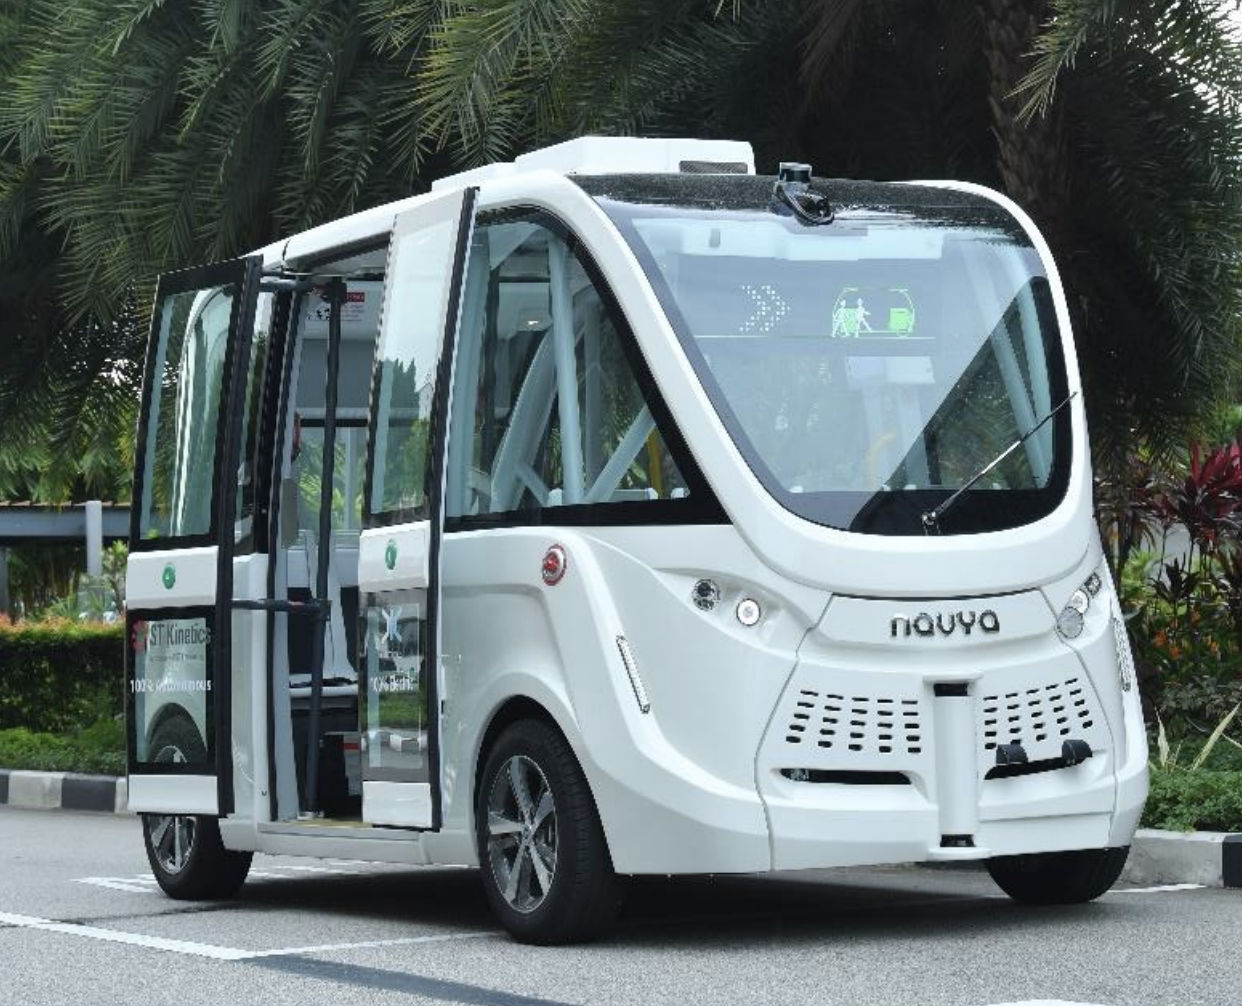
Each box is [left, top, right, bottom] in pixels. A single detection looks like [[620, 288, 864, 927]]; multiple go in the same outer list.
[[580, 175, 1071, 535]]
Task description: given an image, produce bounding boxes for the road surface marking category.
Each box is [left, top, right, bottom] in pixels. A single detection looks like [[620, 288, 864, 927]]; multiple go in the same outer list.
[[74, 866, 361, 892], [75, 878, 158, 894], [245, 932, 495, 957], [983, 1000, 1113, 1006], [1, 908, 490, 961], [0, 910, 253, 960], [1108, 883, 1204, 894]]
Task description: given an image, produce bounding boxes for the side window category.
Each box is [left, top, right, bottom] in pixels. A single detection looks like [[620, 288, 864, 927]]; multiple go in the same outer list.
[[370, 213, 461, 522], [138, 283, 237, 541], [446, 217, 689, 520], [291, 278, 384, 539]]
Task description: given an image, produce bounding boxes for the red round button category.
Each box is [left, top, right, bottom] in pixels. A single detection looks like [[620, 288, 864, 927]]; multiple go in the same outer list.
[[542, 544, 567, 586]]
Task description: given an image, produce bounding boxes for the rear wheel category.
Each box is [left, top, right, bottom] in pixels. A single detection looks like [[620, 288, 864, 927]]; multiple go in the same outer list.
[[986, 846, 1129, 904], [475, 719, 618, 944], [140, 714, 252, 900]]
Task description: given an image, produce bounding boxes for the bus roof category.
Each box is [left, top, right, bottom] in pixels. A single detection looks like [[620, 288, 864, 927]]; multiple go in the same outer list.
[[256, 137, 755, 270]]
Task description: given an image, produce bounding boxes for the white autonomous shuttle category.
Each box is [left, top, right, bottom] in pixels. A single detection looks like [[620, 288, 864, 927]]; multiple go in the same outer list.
[[125, 137, 1147, 944]]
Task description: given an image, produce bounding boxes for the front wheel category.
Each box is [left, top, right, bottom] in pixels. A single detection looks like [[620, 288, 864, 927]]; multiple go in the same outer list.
[[986, 846, 1129, 904], [140, 713, 251, 900], [475, 719, 619, 944]]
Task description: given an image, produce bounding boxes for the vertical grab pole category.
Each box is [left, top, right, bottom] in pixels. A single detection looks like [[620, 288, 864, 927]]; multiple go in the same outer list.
[[304, 277, 347, 815], [548, 240, 584, 503]]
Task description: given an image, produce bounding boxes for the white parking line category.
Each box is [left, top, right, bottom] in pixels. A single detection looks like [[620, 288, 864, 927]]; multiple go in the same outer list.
[[244, 932, 496, 956], [983, 1000, 1113, 1006], [0, 911, 252, 960], [0, 909, 492, 961], [74, 866, 361, 892], [1107, 883, 1205, 895], [75, 878, 158, 894]]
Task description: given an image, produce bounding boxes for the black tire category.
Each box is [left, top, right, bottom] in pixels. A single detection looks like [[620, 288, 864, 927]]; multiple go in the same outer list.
[[140, 713, 252, 900], [986, 846, 1129, 904], [475, 719, 619, 944]]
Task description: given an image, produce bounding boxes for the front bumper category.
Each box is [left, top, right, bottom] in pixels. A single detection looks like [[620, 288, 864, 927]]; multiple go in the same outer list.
[[754, 589, 1147, 869]]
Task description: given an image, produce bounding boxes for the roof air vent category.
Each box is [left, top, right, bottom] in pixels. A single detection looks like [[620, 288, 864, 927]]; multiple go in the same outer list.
[[679, 159, 749, 175]]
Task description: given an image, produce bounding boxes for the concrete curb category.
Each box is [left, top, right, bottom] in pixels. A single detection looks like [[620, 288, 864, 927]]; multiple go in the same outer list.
[[0, 770, 128, 814], [1123, 828, 1242, 889]]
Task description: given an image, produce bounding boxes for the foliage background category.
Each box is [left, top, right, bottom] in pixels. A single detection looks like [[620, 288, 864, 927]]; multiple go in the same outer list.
[[2, 0, 1242, 503], [0, 617, 124, 731], [1, 1, 1241, 816]]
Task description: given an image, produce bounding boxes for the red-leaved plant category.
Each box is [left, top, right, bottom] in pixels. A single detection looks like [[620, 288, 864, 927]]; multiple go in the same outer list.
[[1153, 439, 1242, 555]]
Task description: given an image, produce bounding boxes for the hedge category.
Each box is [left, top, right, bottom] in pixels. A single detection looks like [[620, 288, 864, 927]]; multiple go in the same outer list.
[[0, 618, 124, 732], [1143, 766, 1242, 832], [0, 718, 125, 775]]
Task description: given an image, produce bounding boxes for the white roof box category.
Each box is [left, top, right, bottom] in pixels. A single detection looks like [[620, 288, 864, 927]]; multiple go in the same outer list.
[[431, 136, 755, 192]]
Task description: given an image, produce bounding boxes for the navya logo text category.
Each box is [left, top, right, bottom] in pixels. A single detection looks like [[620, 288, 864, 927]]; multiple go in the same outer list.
[[890, 610, 1000, 638]]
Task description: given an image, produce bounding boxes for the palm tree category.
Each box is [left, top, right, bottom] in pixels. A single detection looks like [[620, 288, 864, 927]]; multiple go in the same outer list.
[[423, 0, 1242, 471], [2, 0, 1241, 502], [0, 0, 450, 500]]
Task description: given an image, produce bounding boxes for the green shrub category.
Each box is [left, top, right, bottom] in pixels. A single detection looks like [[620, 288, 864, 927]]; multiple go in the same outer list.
[[1142, 766, 1242, 832], [0, 618, 124, 732], [0, 717, 125, 775]]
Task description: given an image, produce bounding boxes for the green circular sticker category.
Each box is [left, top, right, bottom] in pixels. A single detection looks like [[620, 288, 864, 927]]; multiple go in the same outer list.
[[384, 540, 398, 571], [161, 563, 176, 590]]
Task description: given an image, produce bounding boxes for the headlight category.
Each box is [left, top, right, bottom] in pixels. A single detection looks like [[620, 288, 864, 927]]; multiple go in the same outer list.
[[1057, 570, 1102, 640], [1056, 604, 1085, 639]]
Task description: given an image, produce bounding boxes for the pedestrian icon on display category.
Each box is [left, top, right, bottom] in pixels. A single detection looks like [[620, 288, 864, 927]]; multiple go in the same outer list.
[[831, 287, 917, 337]]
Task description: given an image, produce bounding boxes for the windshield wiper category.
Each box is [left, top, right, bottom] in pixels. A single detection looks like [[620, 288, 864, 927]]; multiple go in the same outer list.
[[920, 391, 1077, 534]]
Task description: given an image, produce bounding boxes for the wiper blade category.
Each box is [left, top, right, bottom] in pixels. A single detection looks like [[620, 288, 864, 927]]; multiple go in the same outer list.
[[921, 391, 1077, 534]]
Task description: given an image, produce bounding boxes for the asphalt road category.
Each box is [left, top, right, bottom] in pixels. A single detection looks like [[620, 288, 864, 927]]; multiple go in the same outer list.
[[1, 806, 1238, 1006]]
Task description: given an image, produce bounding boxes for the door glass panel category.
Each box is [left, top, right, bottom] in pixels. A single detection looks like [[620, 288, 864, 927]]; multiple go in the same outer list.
[[359, 591, 428, 780], [139, 284, 238, 540], [360, 190, 473, 821], [234, 291, 273, 550], [369, 214, 462, 522], [128, 611, 214, 768]]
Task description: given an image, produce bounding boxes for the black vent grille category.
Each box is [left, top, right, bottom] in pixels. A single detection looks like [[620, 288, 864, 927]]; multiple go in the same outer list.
[[786, 690, 923, 756], [981, 677, 1095, 750], [678, 159, 749, 174]]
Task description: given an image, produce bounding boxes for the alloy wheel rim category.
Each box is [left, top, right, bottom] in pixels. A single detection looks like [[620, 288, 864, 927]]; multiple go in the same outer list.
[[147, 743, 195, 875], [486, 755, 557, 913]]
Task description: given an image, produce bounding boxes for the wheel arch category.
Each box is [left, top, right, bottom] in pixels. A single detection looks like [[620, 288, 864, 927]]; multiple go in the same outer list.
[[472, 694, 572, 808], [470, 693, 614, 865]]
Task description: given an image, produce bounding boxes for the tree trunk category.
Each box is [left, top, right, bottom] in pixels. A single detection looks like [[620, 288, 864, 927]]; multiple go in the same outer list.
[[976, 0, 1072, 257]]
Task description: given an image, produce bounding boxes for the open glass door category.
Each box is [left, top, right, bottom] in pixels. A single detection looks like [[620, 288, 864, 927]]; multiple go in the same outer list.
[[127, 257, 261, 816], [359, 187, 477, 828]]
